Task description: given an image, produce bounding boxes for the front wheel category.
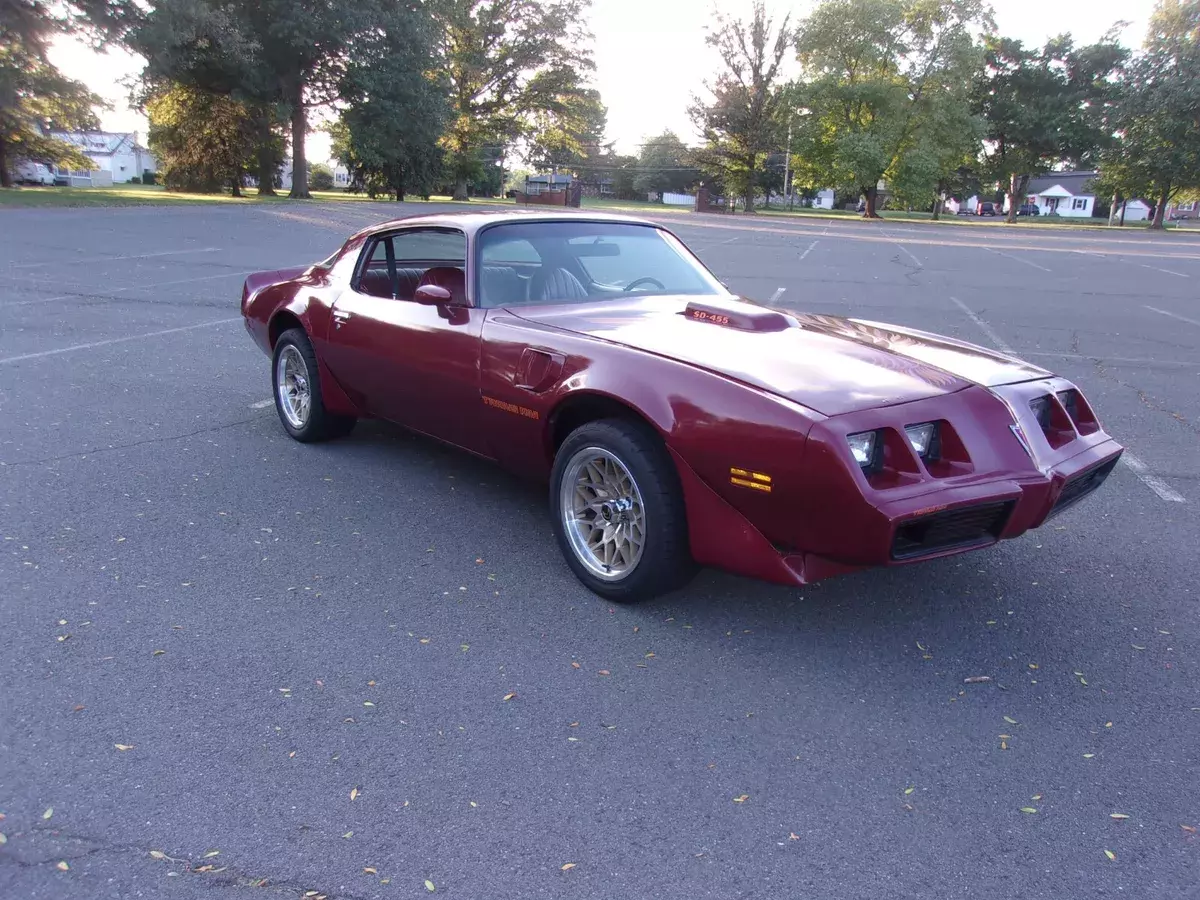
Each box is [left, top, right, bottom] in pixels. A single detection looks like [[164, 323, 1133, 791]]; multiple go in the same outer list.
[[272, 328, 355, 442], [550, 419, 696, 602]]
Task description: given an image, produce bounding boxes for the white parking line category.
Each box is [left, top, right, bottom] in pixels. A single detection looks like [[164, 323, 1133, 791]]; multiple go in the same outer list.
[[989, 248, 1051, 272], [1119, 452, 1186, 503], [769, 286, 787, 302], [9, 247, 221, 270], [0, 318, 241, 365], [0, 271, 251, 309], [949, 296, 1016, 355], [1140, 264, 1188, 278], [800, 240, 819, 260], [896, 244, 922, 267], [1145, 305, 1200, 327]]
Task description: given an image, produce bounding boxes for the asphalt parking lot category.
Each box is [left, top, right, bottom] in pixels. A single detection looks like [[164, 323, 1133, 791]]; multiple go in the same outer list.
[[2, 201, 1198, 900]]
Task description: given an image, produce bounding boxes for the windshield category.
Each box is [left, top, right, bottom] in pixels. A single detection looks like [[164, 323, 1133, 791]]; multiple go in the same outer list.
[[475, 221, 725, 308]]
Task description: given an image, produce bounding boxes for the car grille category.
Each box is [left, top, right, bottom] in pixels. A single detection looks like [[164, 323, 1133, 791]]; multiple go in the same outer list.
[[1047, 456, 1119, 519], [891, 501, 1014, 561]]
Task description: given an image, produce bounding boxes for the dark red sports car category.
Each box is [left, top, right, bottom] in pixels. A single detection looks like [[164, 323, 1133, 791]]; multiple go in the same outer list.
[[241, 211, 1122, 601]]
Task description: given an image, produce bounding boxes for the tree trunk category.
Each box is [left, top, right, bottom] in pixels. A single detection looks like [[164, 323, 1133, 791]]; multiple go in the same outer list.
[[1108, 192, 1121, 226], [1149, 187, 1169, 230], [256, 114, 277, 197], [452, 171, 468, 201], [1005, 172, 1029, 224], [231, 176, 241, 198], [0, 138, 11, 188], [862, 186, 881, 218], [288, 95, 309, 200], [931, 187, 941, 221]]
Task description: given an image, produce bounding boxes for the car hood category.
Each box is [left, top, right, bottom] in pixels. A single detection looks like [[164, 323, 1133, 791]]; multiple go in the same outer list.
[[509, 296, 1050, 416]]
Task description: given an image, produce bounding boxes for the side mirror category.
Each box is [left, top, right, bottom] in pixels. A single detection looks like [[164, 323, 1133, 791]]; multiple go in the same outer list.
[[414, 284, 453, 305]]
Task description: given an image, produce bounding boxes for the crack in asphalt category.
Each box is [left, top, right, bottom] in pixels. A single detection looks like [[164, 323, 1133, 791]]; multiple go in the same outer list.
[[0, 827, 364, 899], [1089, 357, 1200, 436], [0, 415, 270, 469]]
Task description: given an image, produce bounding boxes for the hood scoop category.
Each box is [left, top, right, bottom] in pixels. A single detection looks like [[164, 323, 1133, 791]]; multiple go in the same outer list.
[[682, 300, 794, 333]]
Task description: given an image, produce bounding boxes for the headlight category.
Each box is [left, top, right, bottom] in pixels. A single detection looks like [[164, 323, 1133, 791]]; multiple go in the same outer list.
[[904, 422, 937, 457], [1029, 396, 1051, 429], [846, 431, 878, 468]]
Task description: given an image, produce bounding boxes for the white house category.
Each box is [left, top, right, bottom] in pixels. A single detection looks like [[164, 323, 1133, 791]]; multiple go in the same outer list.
[[48, 131, 157, 183], [812, 188, 835, 209], [1025, 171, 1098, 218]]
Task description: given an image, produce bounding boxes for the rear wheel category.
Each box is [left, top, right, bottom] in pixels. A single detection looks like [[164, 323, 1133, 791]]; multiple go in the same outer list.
[[550, 419, 695, 602], [272, 328, 355, 442]]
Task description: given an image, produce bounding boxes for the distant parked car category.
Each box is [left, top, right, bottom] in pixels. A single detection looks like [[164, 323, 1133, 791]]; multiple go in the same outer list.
[[1016, 204, 1041, 216], [1169, 211, 1193, 221], [13, 162, 55, 186], [955, 205, 973, 216], [977, 202, 996, 216]]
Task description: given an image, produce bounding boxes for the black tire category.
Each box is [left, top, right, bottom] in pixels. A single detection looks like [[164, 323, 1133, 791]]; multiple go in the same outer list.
[[550, 418, 696, 602], [272, 327, 356, 443]]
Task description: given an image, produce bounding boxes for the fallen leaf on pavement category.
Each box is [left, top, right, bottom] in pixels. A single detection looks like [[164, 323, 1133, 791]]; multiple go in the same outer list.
[[56, 861, 69, 871], [424, 879, 436, 892], [149, 851, 165, 859], [343, 831, 353, 839], [1083, 753, 1095, 758], [114, 744, 134, 751], [598, 670, 611, 676], [42, 808, 53, 820], [904, 787, 914, 795], [561, 863, 576, 871], [1104, 850, 1116, 861], [1110, 813, 1130, 821], [1020, 807, 1038, 814], [363, 867, 377, 875], [571, 662, 580, 669], [502, 692, 516, 701], [153, 649, 165, 656], [733, 794, 749, 803], [0, 834, 6, 845], [963, 676, 991, 684], [363, 701, 375, 707], [1004, 716, 1019, 725], [1182, 825, 1197, 834], [350, 787, 358, 801], [203, 850, 219, 858], [788, 832, 800, 840], [72, 705, 85, 712]]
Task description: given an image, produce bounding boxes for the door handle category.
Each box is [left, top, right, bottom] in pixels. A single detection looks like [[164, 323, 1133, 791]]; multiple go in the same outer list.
[[332, 310, 351, 329]]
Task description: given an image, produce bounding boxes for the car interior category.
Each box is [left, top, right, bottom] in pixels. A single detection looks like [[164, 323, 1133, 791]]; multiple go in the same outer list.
[[353, 223, 722, 308]]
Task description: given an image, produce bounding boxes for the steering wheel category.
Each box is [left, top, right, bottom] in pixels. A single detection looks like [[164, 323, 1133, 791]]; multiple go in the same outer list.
[[624, 276, 666, 292]]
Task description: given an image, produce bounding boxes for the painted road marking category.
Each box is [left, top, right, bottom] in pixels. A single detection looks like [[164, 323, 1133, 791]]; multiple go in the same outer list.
[[9, 247, 222, 270], [896, 244, 922, 267], [989, 248, 1051, 272], [0, 318, 241, 365], [769, 286, 787, 302], [0, 270, 250, 309], [1140, 264, 1189, 277], [949, 296, 1016, 355], [1119, 452, 1186, 503], [800, 240, 819, 260], [1145, 306, 1200, 328]]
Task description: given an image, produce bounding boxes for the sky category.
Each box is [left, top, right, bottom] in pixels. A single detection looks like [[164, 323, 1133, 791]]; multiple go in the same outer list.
[[48, 0, 1156, 165]]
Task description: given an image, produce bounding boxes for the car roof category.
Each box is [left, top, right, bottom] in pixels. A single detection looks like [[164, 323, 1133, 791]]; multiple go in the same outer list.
[[346, 208, 660, 242]]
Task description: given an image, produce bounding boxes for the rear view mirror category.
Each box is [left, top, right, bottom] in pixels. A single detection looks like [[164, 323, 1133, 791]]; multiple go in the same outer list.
[[571, 241, 621, 258], [414, 284, 453, 305]]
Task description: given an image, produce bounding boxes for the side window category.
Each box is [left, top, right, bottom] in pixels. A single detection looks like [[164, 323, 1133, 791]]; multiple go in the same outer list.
[[357, 229, 467, 300], [392, 230, 466, 265]]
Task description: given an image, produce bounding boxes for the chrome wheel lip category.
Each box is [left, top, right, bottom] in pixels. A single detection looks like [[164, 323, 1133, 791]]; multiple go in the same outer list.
[[559, 446, 646, 582], [275, 344, 311, 429]]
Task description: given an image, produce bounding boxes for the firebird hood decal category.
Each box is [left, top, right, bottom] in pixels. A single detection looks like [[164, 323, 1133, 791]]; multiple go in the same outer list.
[[510, 297, 1050, 416]]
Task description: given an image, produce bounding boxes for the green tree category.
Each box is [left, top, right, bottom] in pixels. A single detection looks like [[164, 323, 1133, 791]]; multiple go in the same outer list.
[[146, 83, 256, 193], [526, 80, 607, 174], [689, 1, 791, 213], [330, 5, 448, 201], [0, 0, 119, 185], [791, 0, 991, 218], [430, 0, 594, 201], [973, 32, 1128, 223], [631, 131, 696, 197], [1096, 0, 1200, 229]]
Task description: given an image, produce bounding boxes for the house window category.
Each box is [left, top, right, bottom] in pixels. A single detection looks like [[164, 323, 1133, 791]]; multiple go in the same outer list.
[[1072, 198, 1087, 210]]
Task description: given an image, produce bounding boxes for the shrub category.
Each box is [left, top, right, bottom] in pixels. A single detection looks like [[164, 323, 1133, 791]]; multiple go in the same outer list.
[[309, 164, 335, 191]]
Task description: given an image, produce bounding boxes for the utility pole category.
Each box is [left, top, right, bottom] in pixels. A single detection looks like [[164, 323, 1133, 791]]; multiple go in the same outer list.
[[782, 118, 793, 211]]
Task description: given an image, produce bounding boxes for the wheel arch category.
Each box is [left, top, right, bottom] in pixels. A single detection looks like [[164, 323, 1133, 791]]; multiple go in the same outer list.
[[268, 310, 305, 348], [545, 390, 668, 462]]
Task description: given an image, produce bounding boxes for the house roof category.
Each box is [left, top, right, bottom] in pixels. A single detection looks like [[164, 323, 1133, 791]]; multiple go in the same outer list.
[[48, 131, 148, 155], [1026, 171, 1098, 197]]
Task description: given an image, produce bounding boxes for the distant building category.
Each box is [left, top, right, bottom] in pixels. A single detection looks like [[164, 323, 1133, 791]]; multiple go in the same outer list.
[[1024, 171, 1099, 218], [48, 131, 157, 184]]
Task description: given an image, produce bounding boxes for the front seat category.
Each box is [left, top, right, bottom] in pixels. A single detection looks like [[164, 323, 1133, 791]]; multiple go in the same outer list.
[[416, 266, 466, 304], [530, 267, 588, 303]]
